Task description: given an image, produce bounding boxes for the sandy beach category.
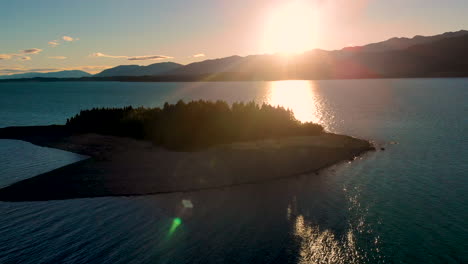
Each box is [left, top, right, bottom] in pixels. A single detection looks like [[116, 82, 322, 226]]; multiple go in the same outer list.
[[0, 126, 374, 201]]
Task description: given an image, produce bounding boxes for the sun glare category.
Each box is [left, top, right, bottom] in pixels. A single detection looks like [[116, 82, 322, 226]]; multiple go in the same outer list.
[[262, 1, 316, 54]]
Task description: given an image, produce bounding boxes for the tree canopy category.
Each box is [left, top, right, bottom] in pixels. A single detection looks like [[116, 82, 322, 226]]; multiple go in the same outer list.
[[66, 100, 324, 150]]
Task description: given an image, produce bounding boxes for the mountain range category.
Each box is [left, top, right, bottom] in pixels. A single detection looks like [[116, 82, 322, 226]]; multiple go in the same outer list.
[[342, 30, 468, 53], [160, 30, 468, 80], [1, 30, 467, 81], [0, 70, 92, 79]]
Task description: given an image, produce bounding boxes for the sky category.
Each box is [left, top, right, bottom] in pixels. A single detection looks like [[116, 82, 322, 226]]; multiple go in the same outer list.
[[0, 0, 467, 75]]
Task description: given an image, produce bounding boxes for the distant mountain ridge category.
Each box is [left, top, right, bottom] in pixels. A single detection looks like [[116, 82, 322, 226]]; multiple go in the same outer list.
[[94, 62, 182, 77], [342, 30, 468, 52], [63, 29, 468, 79], [0, 70, 91, 79], [1, 30, 467, 81], [164, 30, 468, 79]]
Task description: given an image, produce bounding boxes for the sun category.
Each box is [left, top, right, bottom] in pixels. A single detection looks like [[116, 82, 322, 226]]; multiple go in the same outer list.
[[262, 1, 316, 54]]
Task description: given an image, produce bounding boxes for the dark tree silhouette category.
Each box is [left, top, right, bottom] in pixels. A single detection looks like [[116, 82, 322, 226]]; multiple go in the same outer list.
[[66, 100, 324, 150]]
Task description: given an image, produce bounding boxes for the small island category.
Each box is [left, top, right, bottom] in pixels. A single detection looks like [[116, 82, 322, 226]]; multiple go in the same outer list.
[[0, 100, 374, 201]]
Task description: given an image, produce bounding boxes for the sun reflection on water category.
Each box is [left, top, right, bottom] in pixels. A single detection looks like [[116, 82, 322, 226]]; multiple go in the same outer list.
[[288, 183, 383, 264], [293, 215, 363, 264], [266, 80, 325, 127]]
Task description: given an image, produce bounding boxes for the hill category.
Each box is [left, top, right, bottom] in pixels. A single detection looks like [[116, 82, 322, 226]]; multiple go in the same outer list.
[[342, 30, 468, 52], [0, 70, 92, 79], [94, 62, 182, 77]]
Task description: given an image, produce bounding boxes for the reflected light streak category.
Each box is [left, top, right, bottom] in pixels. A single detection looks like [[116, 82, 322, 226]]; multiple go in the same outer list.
[[293, 215, 362, 264], [267, 80, 322, 124]]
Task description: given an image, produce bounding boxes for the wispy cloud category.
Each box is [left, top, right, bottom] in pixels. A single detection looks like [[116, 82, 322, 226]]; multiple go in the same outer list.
[[0, 48, 42, 60], [91, 52, 128, 59], [62, 36, 75, 42], [128, 55, 173, 60], [48, 56, 67, 60], [91, 52, 173, 61], [22, 48, 42, 54], [48, 41, 59, 47], [0, 67, 58, 75], [192, 53, 206, 58], [48, 36, 78, 47], [0, 54, 14, 60]]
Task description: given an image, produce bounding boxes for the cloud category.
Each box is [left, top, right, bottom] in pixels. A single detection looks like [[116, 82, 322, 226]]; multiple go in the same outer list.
[[49, 36, 77, 46], [47, 36, 79, 48], [48, 56, 67, 60], [22, 48, 42, 54], [62, 36, 75, 42], [128, 55, 173, 61], [192, 53, 206, 58], [0, 48, 43, 61], [48, 41, 59, 47], [91, 52, 127, 59], [0, 54, 13, 60], [0, 67, 58, 75], [91, 52, 173, 61]]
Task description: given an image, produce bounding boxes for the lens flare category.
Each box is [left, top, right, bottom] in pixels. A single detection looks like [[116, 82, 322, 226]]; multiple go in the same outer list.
[[168, 217, 182, 236]]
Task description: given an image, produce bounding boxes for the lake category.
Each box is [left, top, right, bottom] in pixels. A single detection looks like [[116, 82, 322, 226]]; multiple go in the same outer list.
[[0, 79, 466, 263]]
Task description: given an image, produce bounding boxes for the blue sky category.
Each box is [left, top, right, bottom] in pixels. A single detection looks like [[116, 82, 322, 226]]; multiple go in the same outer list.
[[0, 0, 467, 75]]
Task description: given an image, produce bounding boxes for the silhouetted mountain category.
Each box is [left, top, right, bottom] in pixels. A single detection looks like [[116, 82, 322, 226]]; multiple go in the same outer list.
[[167, 56, 244, 75], [327, 34, 468, 78], [94, 62, 182, 77], [0, 70, 91, 79], [1, 30, 467, 82], [342, 30, 468, 52], [167, 32, 468, 80]]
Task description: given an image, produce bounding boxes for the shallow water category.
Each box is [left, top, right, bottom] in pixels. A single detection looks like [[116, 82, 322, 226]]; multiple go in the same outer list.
[[0, 79, 467, 263]]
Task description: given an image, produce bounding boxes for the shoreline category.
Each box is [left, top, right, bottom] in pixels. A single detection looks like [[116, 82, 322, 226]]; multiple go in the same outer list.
[[0, 126, 375, 202]]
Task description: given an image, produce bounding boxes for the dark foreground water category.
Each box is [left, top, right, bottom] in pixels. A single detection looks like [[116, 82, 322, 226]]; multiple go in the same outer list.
[[0, 79, 466, 263]]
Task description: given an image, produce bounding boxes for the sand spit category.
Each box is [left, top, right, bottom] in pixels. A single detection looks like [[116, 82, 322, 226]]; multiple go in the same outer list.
[[0, 126, 374, 201]]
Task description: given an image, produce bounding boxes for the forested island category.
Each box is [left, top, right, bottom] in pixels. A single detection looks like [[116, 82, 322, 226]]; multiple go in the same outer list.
[[66, 100, 325, 150], [0, 100, 374, 201]]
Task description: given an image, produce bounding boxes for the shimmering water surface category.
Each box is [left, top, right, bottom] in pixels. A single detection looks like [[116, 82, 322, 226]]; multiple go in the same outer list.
[[0, 79, 467, 263]]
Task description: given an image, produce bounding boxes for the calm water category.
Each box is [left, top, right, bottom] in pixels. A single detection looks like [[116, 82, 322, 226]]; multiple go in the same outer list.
[[0, 79, 466, 263]]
